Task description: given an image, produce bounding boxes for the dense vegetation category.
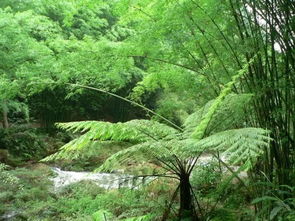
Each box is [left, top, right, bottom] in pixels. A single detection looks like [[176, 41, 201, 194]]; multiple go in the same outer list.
[[0, 0, 294, 220]]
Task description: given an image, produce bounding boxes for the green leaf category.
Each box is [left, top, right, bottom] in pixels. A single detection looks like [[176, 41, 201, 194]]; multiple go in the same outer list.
[[252, 196, 278, 204], [121, 214, 152, 221], [92, 209, 113, 221], [191, 58, 255, 141], [270, 206, 283, 220]]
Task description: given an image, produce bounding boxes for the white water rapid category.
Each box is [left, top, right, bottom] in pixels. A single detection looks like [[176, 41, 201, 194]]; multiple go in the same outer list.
[[51, 167, 152, 190]]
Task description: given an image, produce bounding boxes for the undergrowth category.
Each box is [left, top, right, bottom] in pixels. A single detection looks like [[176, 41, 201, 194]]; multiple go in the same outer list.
[[0, 165, 170, 220]]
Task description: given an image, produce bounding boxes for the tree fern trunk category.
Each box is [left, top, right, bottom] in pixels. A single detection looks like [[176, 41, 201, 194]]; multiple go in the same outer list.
[[179, 174, 197, 220]]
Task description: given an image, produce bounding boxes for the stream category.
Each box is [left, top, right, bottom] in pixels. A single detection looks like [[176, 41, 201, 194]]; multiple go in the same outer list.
[[51, 167, 153, 190], [50, 155, 231, 190], [51, 155, 232, 191], [50, 156, 217, 190]]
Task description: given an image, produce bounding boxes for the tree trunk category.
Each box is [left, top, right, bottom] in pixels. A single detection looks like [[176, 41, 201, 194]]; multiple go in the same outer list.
[[2, 109, 9, 129], [179, 174, 196, 220]]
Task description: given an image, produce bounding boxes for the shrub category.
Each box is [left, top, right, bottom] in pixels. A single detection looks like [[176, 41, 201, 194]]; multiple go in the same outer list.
[[0, 127, 68, 162]]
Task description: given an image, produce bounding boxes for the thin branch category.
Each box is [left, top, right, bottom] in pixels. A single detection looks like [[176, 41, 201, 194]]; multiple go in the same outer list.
[[155, 156, 181, 176], [212, 153, 249, 190], [128, 55, 198, 73], [132, 6, 156, 21], [65, 83, 184, 131], [190, 184, 204, 218]]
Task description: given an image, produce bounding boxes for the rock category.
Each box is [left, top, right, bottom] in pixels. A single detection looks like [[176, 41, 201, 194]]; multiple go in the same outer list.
[[26, 163, 53, 175], [0, 149, 9, 163], [0, 210, 25, 221]]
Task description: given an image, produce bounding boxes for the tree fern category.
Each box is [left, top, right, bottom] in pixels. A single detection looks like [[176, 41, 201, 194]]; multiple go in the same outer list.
[[43, 109, 270, 172], [42, 58, 268, 220]]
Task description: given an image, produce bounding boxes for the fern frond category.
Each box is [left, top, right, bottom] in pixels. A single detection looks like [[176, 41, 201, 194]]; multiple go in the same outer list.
[[56, 119, 176, 143], [42, 119, 177, 162], [41, 138, 84, 161], [191, 58, 255, 140], [41, 141, 128, 161], [186, 128, 271, 164], [184, 94, 253, 137]]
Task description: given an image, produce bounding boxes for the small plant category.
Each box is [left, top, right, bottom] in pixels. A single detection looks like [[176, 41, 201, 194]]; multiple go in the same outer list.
[[190, 160, 221, 194], [252, 183, 295, 220], [0, 163, 21, 186], [0, 163, 23, 215]]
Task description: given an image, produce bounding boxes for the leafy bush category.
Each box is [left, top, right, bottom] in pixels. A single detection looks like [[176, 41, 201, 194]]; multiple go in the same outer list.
[[52, 181, 164, 220], [0, 127, 67, 161], [0, 127, 45, 159], [190, 160, 222, 195]]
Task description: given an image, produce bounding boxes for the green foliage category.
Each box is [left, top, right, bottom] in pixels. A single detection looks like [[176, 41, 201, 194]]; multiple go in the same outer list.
[[43, 70, 270, 172], [41, 70, 270, 219], [252, 184, 295, 220], [191, 59, 255, 140], [0, 163, 22, 214], [183, 93, 253, 137], [42, 119, 177, 163], [0, 0, 128, 41], [0, 127, 67, 161], [0, 163, 22, 187], [0, 7, 56, 127], [0, 0, 144, 128], [0, 164, 52, 217], [129, 66, 204, 124], [0, 128, 45, 159], [92, 209, 113, 221], [0, 0, 292, 219], [190, 160, 221, 193], [121, 214, 153, 221], [207, 208, 237, 221], [187, 128, 271, 165], [1, 165, 164, 220]]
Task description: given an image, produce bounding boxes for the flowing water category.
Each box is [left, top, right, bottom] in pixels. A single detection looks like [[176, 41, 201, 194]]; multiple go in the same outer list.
[[50, 154, 246, 190], [51, 167, 152, 190]]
